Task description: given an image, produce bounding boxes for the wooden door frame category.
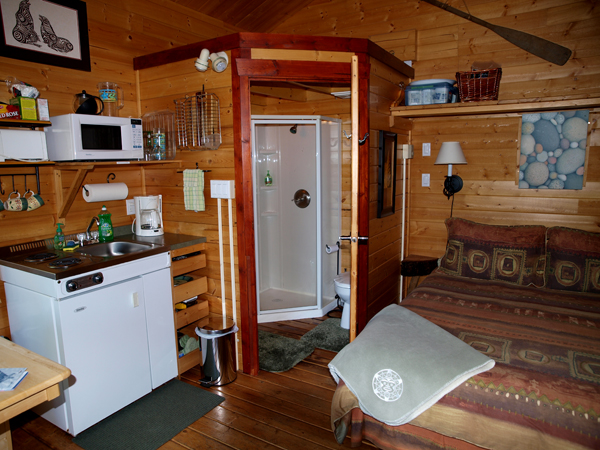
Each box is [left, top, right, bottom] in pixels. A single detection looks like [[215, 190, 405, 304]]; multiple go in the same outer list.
[[232, 54, 371, 375]]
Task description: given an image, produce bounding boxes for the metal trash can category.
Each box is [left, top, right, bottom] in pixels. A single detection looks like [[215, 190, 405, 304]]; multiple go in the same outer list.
[[195, 317, 237, 387]]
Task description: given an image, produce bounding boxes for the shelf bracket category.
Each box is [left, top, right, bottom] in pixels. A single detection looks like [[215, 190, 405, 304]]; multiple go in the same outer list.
[[55, 165, 93, 220]]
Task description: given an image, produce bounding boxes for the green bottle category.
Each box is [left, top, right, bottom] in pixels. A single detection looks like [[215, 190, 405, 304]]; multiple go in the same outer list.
[[98, 205, 114, 243], [265, 170, 273, 185], [54, 223, 65, 250]]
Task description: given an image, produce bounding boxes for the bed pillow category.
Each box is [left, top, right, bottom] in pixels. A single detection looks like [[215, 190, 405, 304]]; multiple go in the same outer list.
[[439, 217, 546, 287], [546, 227, 600, 293]]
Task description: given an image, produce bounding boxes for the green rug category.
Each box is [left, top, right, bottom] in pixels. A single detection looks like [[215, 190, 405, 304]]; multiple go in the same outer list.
[[72, 379, 224, 450], [301, 318, 350, 352], [259, 329, 315, 372]]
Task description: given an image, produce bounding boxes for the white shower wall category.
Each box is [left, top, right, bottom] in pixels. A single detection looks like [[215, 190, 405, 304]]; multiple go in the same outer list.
[[252, 116, 341, 323]]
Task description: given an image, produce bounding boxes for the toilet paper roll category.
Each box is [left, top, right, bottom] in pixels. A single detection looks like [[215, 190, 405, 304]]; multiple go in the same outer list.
[[325, 244, 339, 254], [82, 183, 128, 202]]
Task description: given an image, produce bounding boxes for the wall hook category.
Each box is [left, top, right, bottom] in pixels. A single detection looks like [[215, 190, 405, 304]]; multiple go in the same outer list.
[[107, 173, 116, 183]]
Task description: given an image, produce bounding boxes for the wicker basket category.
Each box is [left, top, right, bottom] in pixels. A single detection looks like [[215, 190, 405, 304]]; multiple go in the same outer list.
[[456, 68, 502, 102]]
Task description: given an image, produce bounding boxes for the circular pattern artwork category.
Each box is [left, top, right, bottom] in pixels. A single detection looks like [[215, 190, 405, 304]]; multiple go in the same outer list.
[[519, 110, 589, 190], [372, 369, 403, 402]]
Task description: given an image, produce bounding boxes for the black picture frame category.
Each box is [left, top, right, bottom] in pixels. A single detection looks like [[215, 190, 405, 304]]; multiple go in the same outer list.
[[0, 0, 91, 71], [377, 131, 398, 218]]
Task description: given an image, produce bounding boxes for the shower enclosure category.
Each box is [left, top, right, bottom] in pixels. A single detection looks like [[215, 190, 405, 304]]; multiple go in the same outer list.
[[252, 116, 342, 323]]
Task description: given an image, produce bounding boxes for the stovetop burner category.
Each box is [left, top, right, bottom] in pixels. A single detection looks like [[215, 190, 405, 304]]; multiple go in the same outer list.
[[24, 252, 59, 263], [48, 257, 83, 269]]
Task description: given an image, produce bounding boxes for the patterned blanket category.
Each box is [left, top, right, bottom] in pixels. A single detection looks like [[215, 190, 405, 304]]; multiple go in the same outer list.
[[332, 270, 600, 449]]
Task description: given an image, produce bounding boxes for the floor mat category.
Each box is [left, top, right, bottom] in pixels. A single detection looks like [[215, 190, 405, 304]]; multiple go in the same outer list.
[[301, 318, 350, 352], [259, 329, 315, 372]]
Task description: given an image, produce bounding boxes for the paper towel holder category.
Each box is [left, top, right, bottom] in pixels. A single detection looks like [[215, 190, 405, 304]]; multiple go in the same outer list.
[[82, 172, 117, 197]]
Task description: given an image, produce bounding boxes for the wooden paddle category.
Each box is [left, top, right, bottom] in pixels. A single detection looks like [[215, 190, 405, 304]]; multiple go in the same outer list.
[[422, 0, 572, 66]]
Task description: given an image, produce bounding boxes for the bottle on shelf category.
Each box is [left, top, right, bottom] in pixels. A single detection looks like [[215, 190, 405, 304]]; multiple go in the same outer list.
[[98, 205, 114, 242], [264, 170, 273, 186]]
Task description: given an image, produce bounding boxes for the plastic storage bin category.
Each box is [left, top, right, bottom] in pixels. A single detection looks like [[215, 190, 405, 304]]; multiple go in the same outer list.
[[195, 317, 237, 387], [405, 79, 458, 106], [141, 110, 176, 160]]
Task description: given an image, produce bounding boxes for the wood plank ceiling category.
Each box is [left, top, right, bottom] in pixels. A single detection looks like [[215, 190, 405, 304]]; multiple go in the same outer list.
[[168, 0, 315, 33]]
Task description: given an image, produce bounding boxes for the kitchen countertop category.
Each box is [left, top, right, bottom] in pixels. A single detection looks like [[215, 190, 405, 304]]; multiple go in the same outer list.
[[113, 226, 207, 251]]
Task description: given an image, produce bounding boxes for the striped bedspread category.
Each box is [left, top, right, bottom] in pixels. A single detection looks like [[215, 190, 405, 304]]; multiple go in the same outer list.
[[334, 270, 600, 450]]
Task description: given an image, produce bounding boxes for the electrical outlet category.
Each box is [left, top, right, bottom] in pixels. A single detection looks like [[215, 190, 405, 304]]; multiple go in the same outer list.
[[422, 143, 431, 157], [126, 199, 135, 215], [422, 173, 430, 187]]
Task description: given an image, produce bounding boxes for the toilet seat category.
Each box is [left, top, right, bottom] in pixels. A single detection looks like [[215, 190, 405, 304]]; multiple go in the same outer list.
[[334, 272, 350, 288]]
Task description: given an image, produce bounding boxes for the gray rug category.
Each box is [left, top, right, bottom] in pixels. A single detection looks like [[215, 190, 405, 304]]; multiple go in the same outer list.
[[301, 318, 350, 352], [259, 330, 315, 372], [72, 379, 224, 450]]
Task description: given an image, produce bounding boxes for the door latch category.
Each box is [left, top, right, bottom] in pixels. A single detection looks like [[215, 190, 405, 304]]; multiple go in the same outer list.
[[339, 235, 368, 244]]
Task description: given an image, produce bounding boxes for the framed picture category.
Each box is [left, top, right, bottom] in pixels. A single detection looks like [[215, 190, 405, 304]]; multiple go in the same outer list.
[[518, 110, 589, 190], [377, 131, 398, 218], [0, 0, 90, 71]]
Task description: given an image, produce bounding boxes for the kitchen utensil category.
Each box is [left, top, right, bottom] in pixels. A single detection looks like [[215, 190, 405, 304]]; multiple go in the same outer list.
[[73, 90, 104, 115], [133, 195, 164, 236], [422, 0, 572, 66], [97, 81, 124, 116]]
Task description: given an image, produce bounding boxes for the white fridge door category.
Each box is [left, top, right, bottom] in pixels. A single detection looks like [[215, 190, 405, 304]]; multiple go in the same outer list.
[[57, 277, 152, 436]]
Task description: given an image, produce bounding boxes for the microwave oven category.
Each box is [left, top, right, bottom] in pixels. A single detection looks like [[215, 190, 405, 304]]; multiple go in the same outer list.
[[45, 114, 144, 161]]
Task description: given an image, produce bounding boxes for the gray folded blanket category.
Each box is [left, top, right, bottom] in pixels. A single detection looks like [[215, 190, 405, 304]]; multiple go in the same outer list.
[[328, 304, 494, 426]]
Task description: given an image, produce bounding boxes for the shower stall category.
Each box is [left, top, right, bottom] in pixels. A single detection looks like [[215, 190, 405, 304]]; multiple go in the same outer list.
[[252, 116, 342, 323]]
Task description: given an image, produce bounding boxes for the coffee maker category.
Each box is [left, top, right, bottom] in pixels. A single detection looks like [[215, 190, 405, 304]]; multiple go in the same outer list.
[[133, 195, 164, 236]]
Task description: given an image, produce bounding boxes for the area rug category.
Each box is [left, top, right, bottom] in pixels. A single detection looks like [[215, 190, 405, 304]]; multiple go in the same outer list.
[[72, 379, 224, 450], [259, 329, 315, 372], [301, 318, 350, 352]]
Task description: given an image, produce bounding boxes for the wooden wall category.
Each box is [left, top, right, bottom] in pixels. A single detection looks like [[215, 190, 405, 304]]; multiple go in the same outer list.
[[367, 57, 411, 318], [273, 0, 600, 258], [0, 0, 238, 338]]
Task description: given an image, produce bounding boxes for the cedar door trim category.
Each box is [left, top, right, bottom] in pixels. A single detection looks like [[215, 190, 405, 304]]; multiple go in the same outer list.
[[232, 57, 371, 376]]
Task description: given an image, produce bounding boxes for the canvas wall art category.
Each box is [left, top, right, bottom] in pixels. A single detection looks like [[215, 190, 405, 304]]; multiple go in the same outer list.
[[519, 110, 589, 190]]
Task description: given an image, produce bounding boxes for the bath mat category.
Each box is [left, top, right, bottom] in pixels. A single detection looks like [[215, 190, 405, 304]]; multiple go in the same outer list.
[[259, 330, 315, 372], [301, 318, 350, 352], [72, 379, 224, 450]]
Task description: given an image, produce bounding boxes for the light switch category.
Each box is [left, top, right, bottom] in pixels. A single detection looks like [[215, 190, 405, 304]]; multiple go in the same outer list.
[[210, 180, 236, 199], [126, 199, 135, 215], [422, 143, 431, 157], [422, 173, 430, 187]]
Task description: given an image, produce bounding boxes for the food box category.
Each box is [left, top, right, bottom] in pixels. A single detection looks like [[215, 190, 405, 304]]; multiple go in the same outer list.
[[405, 79, 458, 106], [36, 98, 50, 121], [0, 103, 20, 120], [9, 96, 37, 120]]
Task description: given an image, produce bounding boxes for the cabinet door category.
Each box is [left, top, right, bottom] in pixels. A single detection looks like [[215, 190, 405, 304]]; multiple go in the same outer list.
[[57, 277, 151, 435]]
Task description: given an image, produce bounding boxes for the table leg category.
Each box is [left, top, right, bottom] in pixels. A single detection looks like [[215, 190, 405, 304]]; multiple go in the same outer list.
[[0, 420, 12, 450]]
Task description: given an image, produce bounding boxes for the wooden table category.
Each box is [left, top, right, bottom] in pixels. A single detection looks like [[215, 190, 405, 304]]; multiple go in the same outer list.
[[0, 338, 70, 450]]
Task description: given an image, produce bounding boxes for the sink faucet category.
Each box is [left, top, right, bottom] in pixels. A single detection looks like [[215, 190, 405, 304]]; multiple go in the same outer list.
[[85, 216, 100, 243]]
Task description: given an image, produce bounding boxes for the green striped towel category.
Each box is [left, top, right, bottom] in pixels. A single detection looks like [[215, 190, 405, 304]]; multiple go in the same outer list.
[[183, 169, 205, 211]]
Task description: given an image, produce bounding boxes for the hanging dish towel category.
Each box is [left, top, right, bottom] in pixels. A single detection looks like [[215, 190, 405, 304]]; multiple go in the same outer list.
[[183, 169, 205, 212]]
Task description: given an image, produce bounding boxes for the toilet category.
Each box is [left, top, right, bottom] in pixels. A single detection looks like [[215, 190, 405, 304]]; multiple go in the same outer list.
[[334, 272, 351, 329]]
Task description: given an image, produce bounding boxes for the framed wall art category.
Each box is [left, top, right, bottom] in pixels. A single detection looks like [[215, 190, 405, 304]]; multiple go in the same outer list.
[[0, 0, 91, 71], [377, 130, 398, 218], [519, 110, 590, 190]]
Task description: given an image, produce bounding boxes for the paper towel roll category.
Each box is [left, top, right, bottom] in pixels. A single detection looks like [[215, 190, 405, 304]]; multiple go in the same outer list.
[[82, 183, 128, 202]]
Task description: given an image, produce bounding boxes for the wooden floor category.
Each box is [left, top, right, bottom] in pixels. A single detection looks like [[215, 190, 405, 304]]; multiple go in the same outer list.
[[10, 315, 374, 449]]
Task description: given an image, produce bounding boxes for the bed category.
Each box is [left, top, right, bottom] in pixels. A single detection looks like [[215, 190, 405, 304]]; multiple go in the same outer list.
[[330, 218, 600, 450]]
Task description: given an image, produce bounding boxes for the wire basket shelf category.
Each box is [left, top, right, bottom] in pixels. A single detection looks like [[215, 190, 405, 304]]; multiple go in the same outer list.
[[174, 93, 221, 150]]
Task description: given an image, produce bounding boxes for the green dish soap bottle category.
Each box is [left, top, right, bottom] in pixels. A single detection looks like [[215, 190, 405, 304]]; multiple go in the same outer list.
[[98, 205, 114, 243], [54, 223, 65, 250], [265, 170, 273, 185]]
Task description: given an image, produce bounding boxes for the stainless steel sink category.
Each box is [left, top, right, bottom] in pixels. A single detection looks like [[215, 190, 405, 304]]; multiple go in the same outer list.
[[76, 241, 154, 258]]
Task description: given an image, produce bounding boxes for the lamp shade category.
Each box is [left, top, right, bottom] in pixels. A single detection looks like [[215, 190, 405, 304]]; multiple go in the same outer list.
[[434, 142, 467, 165]]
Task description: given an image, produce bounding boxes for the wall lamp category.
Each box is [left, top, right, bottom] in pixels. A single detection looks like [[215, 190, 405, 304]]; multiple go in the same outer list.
[[434, 141, 467, 199], [194, 49, 229, 73]]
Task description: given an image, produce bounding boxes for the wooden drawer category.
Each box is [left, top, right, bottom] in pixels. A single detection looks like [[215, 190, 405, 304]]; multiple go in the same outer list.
[[175, 300, 209, 329], [177, 349, 200, 374], [172, 253, 206, 277], [171, 242, 205, 259], [173, 275, 208, 304]]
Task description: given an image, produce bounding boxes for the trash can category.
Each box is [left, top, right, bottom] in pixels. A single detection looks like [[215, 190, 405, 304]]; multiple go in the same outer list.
[[195, 317, 237, 387]]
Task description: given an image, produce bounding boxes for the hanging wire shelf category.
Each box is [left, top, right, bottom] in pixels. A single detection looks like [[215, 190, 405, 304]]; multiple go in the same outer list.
[[173, 92, 222, 150]]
